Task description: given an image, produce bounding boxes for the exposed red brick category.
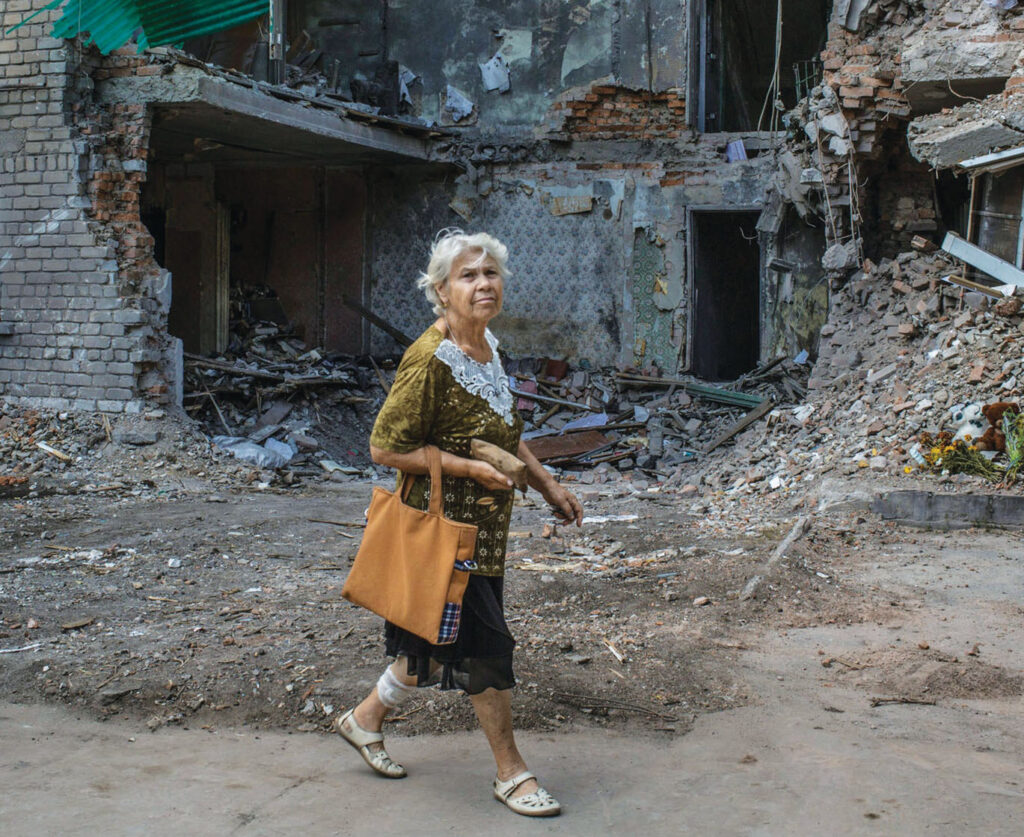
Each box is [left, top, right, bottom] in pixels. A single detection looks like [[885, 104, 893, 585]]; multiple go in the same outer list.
[[549, 83, 686, 141]]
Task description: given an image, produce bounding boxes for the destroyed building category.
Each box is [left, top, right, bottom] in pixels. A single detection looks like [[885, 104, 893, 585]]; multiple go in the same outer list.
[[2, 0, 1024, 415]]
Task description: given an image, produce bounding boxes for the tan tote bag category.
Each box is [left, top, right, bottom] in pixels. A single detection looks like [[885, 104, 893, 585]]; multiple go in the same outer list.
[[342, 445, 478, 644]]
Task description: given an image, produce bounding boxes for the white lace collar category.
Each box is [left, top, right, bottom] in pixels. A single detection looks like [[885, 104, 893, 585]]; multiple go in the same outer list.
[[434, 328, 516, 425]]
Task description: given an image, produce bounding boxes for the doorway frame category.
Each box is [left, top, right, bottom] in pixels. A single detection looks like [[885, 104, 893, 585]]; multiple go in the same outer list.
[[684, 204, 763, 375], [688, 0, 713, 132]]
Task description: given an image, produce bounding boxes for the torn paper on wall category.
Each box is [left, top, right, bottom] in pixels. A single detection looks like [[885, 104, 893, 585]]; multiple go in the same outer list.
[[443, 85, 475, 122], [479, 54, 511, 93], [398, 67, 418, 106]]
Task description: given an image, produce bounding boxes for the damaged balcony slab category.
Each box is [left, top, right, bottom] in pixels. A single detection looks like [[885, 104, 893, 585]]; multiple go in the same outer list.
[[900, 24, 1018, 114], [97, 65, 432, 164], [907, 110, 1024, 170], [871, 490, 1024, 530]]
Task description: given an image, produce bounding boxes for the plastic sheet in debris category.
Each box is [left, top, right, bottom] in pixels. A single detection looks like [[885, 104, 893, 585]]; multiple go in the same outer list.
[[582, 514, 640, 524], [213, 436, 293, 469], [726, 140, 747, 162], [561, 412, 610, 433]]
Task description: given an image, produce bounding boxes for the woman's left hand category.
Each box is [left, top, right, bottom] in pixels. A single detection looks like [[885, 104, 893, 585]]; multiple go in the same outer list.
[[541, 482, 583, 527]]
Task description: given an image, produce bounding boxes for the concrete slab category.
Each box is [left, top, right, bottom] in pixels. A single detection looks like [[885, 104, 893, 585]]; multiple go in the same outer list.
[[2, 694, 1022, 837], [872, 489, 1024, 529], [908, 115, 1024, 169]]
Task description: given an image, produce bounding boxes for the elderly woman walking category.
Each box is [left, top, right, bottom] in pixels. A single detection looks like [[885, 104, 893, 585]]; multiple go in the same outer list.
[[334, 230, 582, 817]]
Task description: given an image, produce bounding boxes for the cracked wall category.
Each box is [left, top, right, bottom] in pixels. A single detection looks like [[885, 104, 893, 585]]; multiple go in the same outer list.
[[295, 0, 687, 132], [0, 2, 177, 412], [369, 143, 775, 372]]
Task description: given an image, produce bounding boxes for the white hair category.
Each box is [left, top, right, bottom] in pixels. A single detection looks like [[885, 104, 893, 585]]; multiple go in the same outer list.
[[416, 229, 511, 316]]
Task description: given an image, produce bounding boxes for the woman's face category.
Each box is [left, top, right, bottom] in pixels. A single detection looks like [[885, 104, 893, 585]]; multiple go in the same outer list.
[[441, 249, 503, 322]]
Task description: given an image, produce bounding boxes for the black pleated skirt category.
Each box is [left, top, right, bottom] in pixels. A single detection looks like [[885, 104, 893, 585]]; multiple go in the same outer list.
[[384, 574, 516, 695]]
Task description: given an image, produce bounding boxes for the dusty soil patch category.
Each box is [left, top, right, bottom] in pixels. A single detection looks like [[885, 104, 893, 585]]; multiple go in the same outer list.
[[3, 464, 1020, 746], [0, 475, 873, 738]]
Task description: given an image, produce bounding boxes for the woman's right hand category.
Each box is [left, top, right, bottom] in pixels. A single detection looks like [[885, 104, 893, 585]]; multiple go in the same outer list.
[[469, 459, 514, 491]]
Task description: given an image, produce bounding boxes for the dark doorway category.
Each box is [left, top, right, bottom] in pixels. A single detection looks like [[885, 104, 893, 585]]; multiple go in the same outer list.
[[690, 210, 761, 380], [692, 0, 831, 132]]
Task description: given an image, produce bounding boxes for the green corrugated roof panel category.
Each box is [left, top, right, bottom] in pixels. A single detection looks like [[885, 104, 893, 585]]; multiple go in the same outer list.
[[8, 0, 268, 54]]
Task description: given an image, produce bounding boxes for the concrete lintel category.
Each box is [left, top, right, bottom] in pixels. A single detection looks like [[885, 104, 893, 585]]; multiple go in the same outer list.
[[195, 78, 429, 161]]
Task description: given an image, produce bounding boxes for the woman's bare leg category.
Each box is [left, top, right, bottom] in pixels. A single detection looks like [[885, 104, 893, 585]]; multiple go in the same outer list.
[[350, 658, 417, 751], [353, 659, 408, 728], [470, 687, 540, 798]]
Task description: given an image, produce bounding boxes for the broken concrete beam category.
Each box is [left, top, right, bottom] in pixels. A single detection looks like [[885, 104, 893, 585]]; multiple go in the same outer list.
[[872, 490, 1024, 529], [908, 114, 1024, 170], [941, 232, 1024, 288]]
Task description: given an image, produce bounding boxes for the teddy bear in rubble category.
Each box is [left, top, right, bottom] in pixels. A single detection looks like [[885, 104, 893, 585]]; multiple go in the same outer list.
[[950, 402, 985, 444], [950, 401, 1020, 451], [976, 401, 1020, 452]]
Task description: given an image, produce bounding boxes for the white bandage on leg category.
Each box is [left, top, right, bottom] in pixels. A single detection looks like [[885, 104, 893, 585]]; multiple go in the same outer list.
[[376, 667, 416, 709]]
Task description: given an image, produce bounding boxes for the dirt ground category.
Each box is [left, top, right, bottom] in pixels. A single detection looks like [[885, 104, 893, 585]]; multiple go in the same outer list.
[[2, 461, 1022, 744], [3, 465, 1024, 834]]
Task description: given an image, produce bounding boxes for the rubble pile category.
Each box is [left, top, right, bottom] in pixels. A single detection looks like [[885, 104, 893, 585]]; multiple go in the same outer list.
[[508, 356, 809, 480], [689, 246, 1024, 502], [184, 316, 386, 477], [0, 401, 220, 496]]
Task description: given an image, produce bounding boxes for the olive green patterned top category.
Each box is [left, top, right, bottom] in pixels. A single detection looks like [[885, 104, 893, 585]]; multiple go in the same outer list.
[[369, 325, 524, 576]]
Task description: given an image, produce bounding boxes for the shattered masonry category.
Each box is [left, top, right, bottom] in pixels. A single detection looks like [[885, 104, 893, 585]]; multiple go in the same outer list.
[[3, 1, 1024, 412]]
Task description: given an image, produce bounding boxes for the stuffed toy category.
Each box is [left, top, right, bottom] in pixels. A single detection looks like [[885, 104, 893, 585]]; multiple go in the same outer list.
[[975, 401, 1021, 452], [950, 402, 985, 444]]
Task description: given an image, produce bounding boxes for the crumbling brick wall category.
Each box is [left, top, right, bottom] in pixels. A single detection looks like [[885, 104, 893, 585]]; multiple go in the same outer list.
[[809, 4, 1024, 261], [795, 18, 924, 261], [548, 83, 687, 141], [0, 5, 173, 412]]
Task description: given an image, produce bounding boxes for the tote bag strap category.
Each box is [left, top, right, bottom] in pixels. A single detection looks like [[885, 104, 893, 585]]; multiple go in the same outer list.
[[398, 444, 445, 516]]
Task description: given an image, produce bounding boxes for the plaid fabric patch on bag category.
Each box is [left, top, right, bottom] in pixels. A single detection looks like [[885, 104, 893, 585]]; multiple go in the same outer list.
[[437, 602, 462, 643], [436, 558, 475, 644]]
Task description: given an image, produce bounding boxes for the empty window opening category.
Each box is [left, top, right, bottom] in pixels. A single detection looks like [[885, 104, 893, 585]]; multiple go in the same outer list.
[[689, 210, 761, 380], [974, 169, 1024, 271], [693, 0, 830, 132]]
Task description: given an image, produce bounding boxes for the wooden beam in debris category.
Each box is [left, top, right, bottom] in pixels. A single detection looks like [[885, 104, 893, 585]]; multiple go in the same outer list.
[[525, 430, 609, 462], [703, 398, 774, 454], [941, 232, 1024, 287], [341, 294, 414, 348], [184, 353, 291, 382], [939, 273, 1005, 299], [614, 373, 764, 409], [183, 353, 350, 387]]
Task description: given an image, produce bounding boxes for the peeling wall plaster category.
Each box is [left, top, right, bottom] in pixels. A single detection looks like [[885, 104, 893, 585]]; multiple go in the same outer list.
[[368, 149, 775, 370], [368, 166, 624, 366], [302, 0, 687, 131]]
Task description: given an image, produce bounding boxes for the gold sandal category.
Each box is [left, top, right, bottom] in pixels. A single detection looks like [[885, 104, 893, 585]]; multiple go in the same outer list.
[[333, 708, 407, 779]]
